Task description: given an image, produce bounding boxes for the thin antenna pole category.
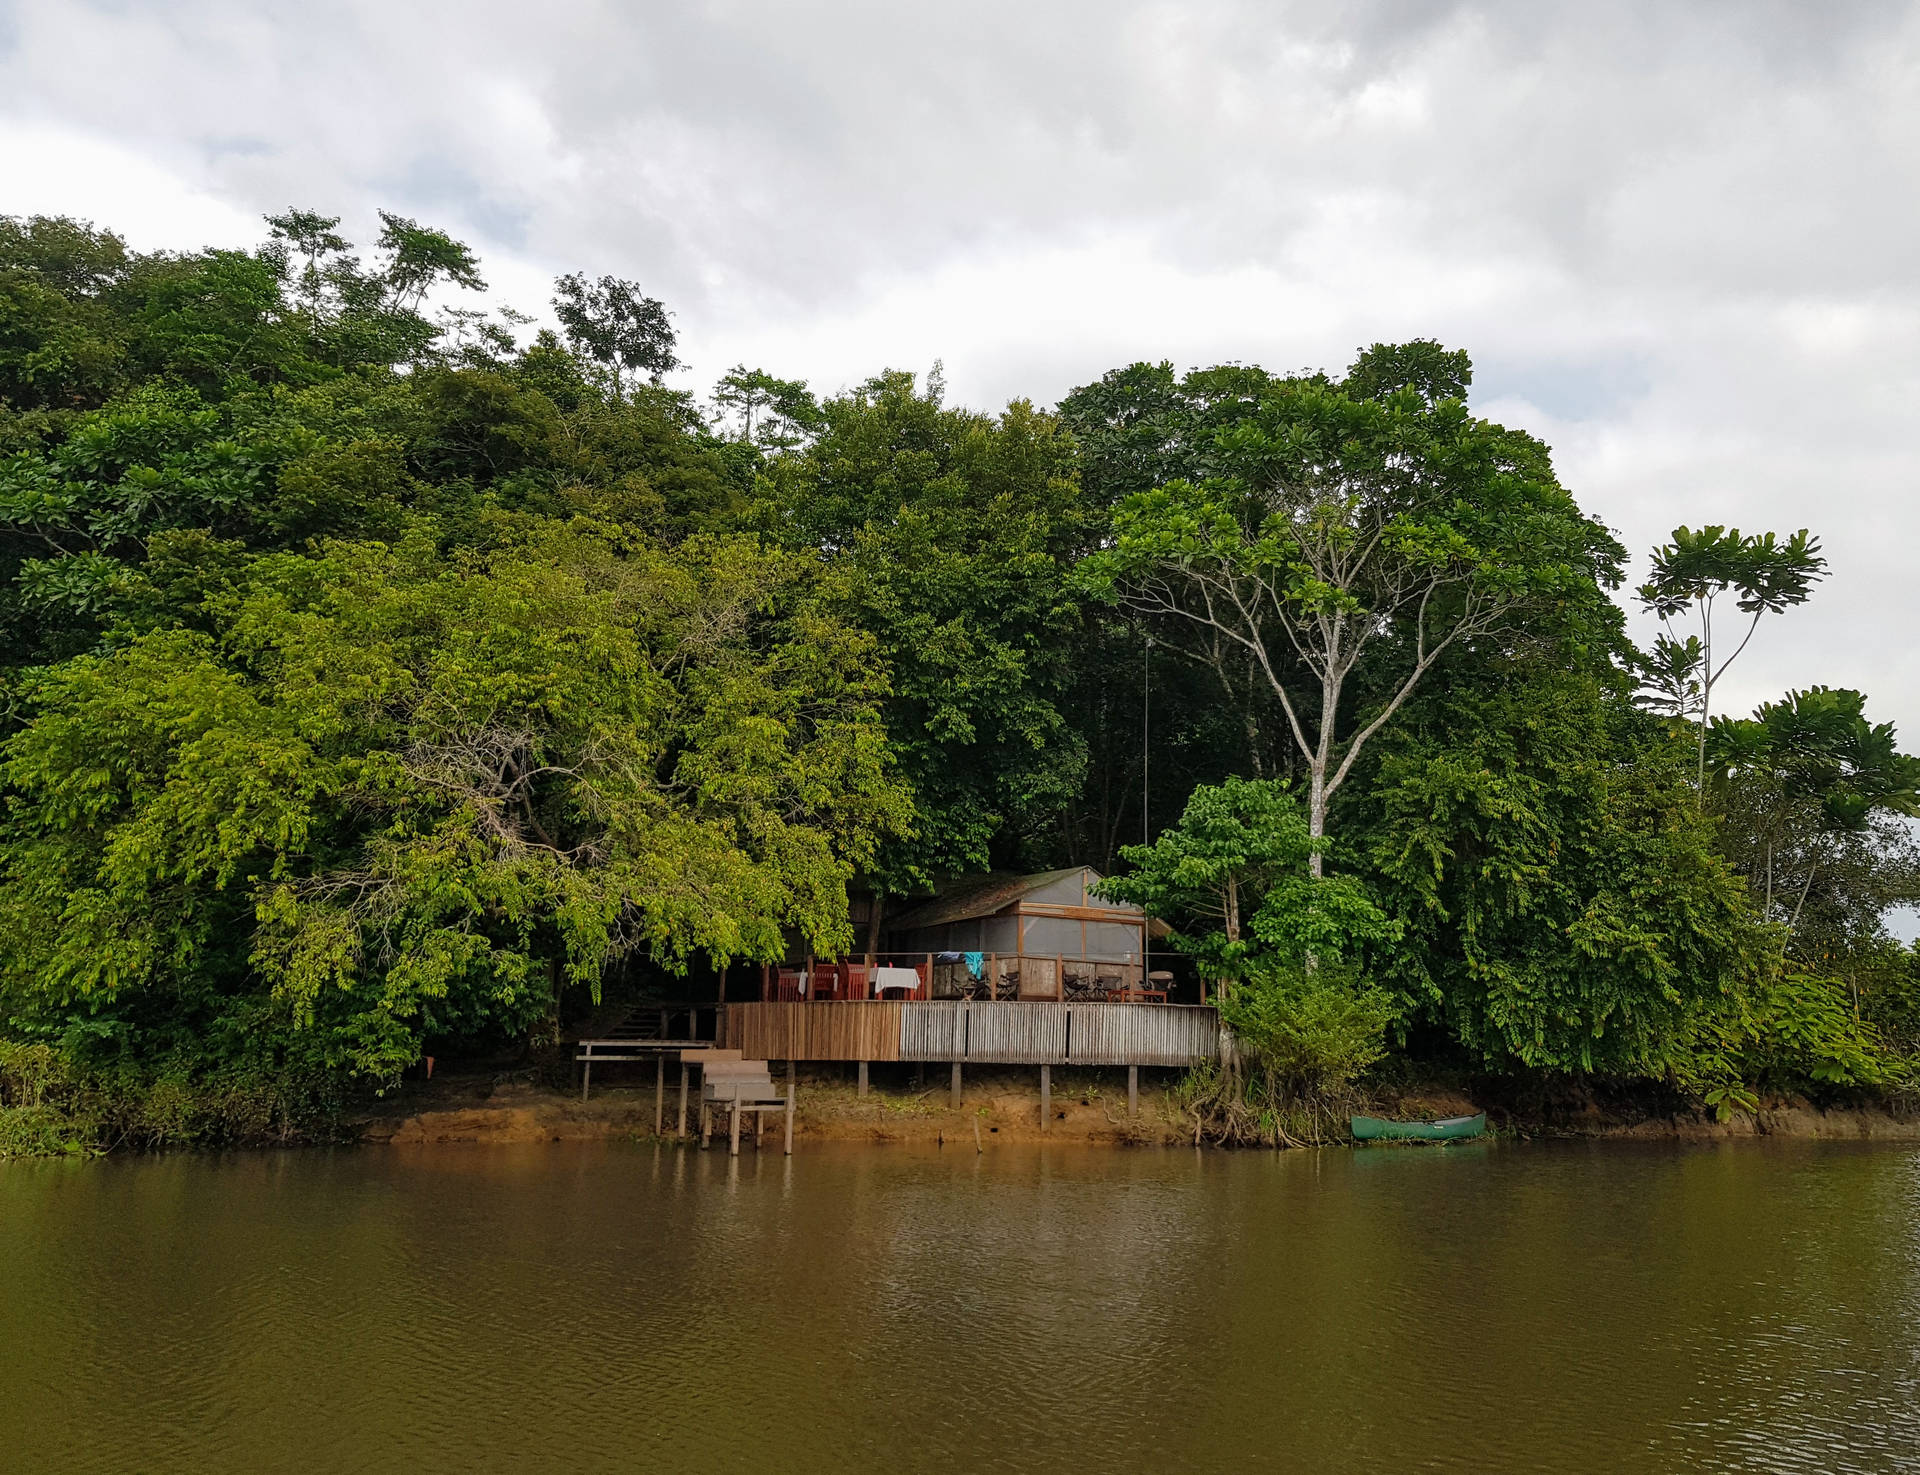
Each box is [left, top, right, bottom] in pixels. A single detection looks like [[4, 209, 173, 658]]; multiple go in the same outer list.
[[1142, 634, 1151, 981], [1142, 636, 1151, 847]]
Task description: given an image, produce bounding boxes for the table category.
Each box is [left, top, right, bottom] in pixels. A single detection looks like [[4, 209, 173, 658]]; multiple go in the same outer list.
[[872, 966, 922, 997]]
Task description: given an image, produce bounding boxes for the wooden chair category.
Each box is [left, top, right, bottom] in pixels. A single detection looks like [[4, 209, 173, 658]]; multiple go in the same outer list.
[[775, 968, 807, 1002], [840, 961, 872, 1000]]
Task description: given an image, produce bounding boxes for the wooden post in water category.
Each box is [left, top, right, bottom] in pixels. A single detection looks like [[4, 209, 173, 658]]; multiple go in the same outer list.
[[1128, 1064, 1138, 1117], [1040, 1064, 1051, 1131], [858, 1060, 868, 1096], [580, 1054, 592, 1102], [655, 1055, 665, 1134], [729, 1099, 742, 1157], [677, 1063, 690, 1138], [784, 1083, 795, 1155], [951, 1061, 962, 1109]]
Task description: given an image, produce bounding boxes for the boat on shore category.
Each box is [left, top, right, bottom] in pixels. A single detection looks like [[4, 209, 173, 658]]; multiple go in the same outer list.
[[1350, 1111, 1486, 1142]]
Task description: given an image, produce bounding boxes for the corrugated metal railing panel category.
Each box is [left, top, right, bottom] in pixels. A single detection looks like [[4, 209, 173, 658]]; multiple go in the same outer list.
[[899, 1001, 968, 1061], [1067, 1004, 1219, 1066], [723, 1002, 903, 1061], [964, 1001, 1069, 1063], [722, 1001, 1220, 1066]]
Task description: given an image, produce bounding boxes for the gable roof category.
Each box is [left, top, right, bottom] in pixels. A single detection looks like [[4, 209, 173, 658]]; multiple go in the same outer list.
[[887, 866, 1125, 930]]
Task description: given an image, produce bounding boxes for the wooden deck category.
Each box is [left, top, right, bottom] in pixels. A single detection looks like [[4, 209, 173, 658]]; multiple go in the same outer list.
[[720, 1000, 1218, 1067]]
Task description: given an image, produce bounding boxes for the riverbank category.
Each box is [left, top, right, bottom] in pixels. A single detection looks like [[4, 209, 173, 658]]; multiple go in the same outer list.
[[347, 1066, 1920, 1149]]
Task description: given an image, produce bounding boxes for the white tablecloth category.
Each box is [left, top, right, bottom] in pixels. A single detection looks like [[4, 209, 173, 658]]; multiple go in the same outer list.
[[872, 966, 921, 996]]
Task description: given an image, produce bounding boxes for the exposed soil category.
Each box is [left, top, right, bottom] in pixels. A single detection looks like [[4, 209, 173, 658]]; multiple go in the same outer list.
[[352, 1063, 1920, 1149]]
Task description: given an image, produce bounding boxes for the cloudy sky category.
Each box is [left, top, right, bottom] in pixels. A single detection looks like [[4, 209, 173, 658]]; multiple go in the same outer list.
[[2, 0, 1916, 735]]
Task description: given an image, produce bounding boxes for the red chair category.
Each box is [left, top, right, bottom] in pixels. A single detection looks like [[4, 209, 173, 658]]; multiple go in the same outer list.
[[841, 962, 872, 1000], [775, 968, 806, 1002]]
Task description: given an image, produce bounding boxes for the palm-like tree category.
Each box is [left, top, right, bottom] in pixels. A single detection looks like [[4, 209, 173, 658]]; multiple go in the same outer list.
[[1637, 525, 1828, 792]]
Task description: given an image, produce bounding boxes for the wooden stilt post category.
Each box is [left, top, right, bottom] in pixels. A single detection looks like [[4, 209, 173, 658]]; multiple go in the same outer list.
[[1128, 1064, 1138, 1118], [655, 1054, 665, 1134], [784, 1084, 795, 1154], [1041, 1064, 1051, 1130], [677, 1063, 689, 1138], [858, 1060, 868, 1096], [700, 1100, 711, 1149], [951, 1060, 962, 1109], [581, 1055, 592, 1102], [729, 1100, 741, 1157]]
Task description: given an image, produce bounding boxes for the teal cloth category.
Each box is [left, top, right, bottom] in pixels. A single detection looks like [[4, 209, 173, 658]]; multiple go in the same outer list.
[[964, 952, 984, 978]]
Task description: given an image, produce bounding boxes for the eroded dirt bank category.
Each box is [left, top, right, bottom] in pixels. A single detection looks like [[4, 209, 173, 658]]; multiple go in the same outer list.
[[354, 1068, 1920, 1148]]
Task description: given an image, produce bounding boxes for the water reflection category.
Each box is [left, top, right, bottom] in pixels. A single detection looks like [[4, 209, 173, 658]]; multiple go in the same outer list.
[[2, 1140, 1917, 1473]]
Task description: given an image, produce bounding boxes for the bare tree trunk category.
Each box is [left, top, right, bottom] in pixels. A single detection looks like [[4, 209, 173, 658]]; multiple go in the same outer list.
[[1789, 860, 1819, 934], [1308, 768, 1327, 879]]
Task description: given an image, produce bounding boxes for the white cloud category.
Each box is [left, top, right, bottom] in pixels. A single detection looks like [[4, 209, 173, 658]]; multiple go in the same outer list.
[[3, 0, 1919, 737]]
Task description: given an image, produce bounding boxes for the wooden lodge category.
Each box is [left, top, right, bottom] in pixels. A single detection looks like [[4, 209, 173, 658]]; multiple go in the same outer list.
[[716, 866, 1216, 1071]]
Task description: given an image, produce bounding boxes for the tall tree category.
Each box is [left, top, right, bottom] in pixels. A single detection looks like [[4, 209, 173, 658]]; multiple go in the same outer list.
[[552, 273, 680, 393], [1095, 777, 1396, 995], [0, 527, 907, 1078], [761, 370, 1092, 915], [712, 364, 821, 447], [1636, 525, 1827, 792], [375, 211, 486, 313], [1707, 686, 1920, 935], [1082, 344, 1624, 875]]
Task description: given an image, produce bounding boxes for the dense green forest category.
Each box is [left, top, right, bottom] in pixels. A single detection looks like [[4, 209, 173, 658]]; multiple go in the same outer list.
[[3, 210, 1917, 1149]]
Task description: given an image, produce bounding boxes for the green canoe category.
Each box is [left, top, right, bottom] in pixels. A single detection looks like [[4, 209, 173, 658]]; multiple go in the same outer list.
[[1350, 1111, 1486, 1142]]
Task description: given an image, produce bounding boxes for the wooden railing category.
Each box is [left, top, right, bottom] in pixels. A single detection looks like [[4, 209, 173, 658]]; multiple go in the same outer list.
[[720, 1000, 1218, 1067]]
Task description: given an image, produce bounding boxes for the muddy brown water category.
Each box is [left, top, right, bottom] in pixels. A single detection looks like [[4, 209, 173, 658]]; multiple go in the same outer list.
[[4, 1139, 1918, 1473]]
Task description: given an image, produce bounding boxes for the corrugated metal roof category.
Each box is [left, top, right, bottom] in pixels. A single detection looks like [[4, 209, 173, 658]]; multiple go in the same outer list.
[[888, 866, 1116, 929]]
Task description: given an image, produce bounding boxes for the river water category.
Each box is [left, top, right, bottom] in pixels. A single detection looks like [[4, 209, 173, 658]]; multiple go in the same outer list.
[[4, 1138, 1918, 1473]]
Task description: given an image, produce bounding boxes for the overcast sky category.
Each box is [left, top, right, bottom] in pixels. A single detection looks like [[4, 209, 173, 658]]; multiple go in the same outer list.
[[3, 0, 1917, 739]]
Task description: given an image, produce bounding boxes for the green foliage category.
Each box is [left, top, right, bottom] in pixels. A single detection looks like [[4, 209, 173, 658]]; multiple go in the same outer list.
[[1637, 524, 1829, 788], [0, 524, 908, 1079], [5, 207, 1914, 1136], [1096, 776, 1400, 983], [1676, 967, 1896, 1113], [1216, 961, 1396, 1094], [1081, 347, 1627, 874], [1704, 688, 1920, 963], [1640, 525, 1827, 623], [713, 364, 822, 448], [552, 273, 678, 391], [764, 370, 1092, 888], [1365, 669, 1767, 1077]]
